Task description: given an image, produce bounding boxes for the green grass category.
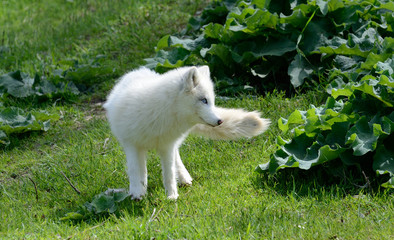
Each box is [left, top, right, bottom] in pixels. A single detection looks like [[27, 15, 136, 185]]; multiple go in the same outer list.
[[1, 0, 393, 239], [1, 94, 393, 239], [0, 0, 206, 75]]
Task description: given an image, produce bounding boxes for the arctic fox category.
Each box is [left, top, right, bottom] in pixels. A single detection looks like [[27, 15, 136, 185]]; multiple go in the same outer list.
[[103, 66, 270, 200]]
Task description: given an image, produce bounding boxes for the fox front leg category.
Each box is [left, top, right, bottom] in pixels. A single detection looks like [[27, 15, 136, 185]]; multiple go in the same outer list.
[[157, 144, 179, 200]]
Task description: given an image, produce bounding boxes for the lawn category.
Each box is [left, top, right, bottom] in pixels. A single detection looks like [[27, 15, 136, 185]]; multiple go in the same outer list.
[[1, 0, 393, 239]]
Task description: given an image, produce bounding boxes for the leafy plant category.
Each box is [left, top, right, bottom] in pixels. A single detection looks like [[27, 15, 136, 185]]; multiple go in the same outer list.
[[143, 0, 394, 187], [145, 0, 394, 94], [0, 55, 116, 146], [0, 70, 76, 146], [0, 55, 116, 100], [0, 70, 79, 99], [58, 55, 116, 90], [61, 189, 130, 221], [257, 56, 394, 188], [0, 106, 59, 145]]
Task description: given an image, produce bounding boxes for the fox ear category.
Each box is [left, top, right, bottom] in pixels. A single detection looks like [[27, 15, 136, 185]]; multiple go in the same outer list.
[[198, 65, 210, 77], [184, 67, 199, 91]]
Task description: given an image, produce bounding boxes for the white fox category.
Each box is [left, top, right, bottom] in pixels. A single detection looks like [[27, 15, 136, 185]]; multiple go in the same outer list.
[[103, 66, 270, 200]]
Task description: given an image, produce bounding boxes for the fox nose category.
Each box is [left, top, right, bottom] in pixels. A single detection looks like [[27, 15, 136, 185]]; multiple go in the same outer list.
[[217, 120, 223, 125]]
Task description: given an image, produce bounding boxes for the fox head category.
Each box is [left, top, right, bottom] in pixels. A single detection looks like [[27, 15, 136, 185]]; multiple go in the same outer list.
[[179, 66, 222, 127]]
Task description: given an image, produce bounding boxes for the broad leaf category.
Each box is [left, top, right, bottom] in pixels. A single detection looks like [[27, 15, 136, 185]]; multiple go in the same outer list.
[[288, 54, 313, 88], [373, 144, 394, 188], [231, 37, 296, 63], [0, 71, 36, 97], [0, 107, 59, 146]]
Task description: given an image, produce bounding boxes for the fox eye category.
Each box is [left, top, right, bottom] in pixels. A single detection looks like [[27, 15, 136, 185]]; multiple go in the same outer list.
[[201, 98, 208, 104]]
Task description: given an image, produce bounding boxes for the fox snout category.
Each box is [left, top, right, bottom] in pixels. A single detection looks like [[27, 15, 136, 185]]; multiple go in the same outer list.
[[205, 118, 222, 127], [211, 118, 223, 127], [202, 117, 222, 127], [198, 106, 222, 127]]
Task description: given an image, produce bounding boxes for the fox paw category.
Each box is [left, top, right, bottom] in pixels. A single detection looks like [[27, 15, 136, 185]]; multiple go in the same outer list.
[[177, 170, 193, 186], [179, 179, 192, 187], [129, 186, 146, 200], [178, 175, 193, 186], [167, 193, 179, 200], [130, 195, 143, 201]]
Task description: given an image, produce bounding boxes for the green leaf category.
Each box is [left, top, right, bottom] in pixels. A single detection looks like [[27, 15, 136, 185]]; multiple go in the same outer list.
[[105, 188, 130, 202], [373, 145, 394, 188], [0, 70, 80, 98], [0, 107, 59, 145], [288, 54, 313, 88], [347, 28, 379, 52], [0, 71, 36, 97], [316, 0, 328, 15], [374, 56, 394, 77], [0, 130, 9, 145], [325, 121, 351, 147], [330, 86, 350, 98], [327, 0, 345, 12], [299, 19, 331, 54], [60, 212, 85, 221], [353, 77, 394, 107], [345, 116, 388, 156], [90, 193, 116, 214], [257, 132, 346, 173], [361, 38, 394, 70], [145, 48, 191, 72], [278, 132, 315, 162], [231, 37, 296, 63], [157, 35, 206, 51], [333, 56, 358, 71], [64, 64, 114, 85], [319, 44, 370, 58], [244, 9, 279, 31], [278, 109, 306, 133], [279, 9, 307, 28], [156, 35, 171, 50], [203, 23, 226, 40], [200, 44, 233, 66], [64, 189, 131, 219]]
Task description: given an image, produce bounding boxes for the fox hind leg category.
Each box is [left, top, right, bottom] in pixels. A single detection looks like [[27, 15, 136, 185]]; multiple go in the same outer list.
[[175, 149, 192, 186], [124, 145, 147, 200]]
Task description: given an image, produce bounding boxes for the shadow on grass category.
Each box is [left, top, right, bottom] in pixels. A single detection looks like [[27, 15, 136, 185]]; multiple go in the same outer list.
[[254, 157, 393, 198], [2, 132, 41, 151]]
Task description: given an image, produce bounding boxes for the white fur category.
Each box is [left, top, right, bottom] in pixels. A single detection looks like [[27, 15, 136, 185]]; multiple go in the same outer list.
[[104, 66, 270, 200]]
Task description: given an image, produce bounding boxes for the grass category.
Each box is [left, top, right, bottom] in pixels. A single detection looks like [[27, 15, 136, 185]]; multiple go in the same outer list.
[[1, 0, 393, 239], [0, 0, 205, 75], [1, 95, 393, 239]]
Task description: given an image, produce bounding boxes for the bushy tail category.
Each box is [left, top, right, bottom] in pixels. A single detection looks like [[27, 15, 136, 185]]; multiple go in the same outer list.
[[191, 107, 270, 140]]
